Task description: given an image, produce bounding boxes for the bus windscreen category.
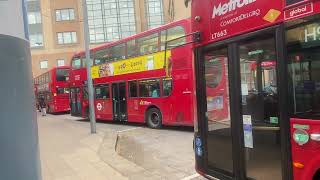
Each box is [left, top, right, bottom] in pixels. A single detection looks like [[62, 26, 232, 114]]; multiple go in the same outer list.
[[56, 69, 70, 81]]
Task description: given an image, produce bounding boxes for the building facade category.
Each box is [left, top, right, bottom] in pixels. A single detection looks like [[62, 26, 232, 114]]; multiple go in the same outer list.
[[27, 0, 190, 77]]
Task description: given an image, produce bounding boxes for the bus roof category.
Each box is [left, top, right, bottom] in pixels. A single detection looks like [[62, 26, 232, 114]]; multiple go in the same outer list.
[[72, 18, 191, 58]]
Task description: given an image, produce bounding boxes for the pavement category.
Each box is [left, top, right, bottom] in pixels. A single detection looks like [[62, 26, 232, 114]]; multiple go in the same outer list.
[[37, 113, 206, 180]]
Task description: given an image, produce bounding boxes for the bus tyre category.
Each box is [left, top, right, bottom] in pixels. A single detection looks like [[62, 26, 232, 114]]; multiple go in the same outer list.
[[146, 108, 162, 129]]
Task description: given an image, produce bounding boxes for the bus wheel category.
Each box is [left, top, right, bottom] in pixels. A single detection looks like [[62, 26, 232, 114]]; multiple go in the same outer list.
[[146, 108, 162, 129]]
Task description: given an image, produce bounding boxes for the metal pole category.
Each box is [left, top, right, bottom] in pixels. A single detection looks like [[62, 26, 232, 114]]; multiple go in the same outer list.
[[0, 0, 41, 179], [82, 0, 96, 133]]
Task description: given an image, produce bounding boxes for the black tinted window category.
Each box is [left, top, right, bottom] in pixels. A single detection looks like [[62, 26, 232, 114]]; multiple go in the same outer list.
[[287, 20, 320, 119], [139, 79, 160, 98], [163, 78, 172, 96], [286, 0, 303, 5], [57, 88, 70, 94], [95, 85, 109, 99], [56, 69, 70, 81], [129, 81, 138, 97]]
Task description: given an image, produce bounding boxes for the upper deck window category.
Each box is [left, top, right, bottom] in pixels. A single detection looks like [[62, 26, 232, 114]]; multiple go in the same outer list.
[[137, 33, 159, 55], [161, 26, 186, 50], [95, 43, 126, 65], [127, 40, 138, 58], [72, 57, 81, 69], [56, 69, 70, 82], [287, 18, 320, 119]]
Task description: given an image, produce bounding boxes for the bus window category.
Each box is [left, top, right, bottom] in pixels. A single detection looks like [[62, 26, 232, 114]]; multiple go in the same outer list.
[[72, 57, 81, 69], [204, 48, 233, 172], [129, 81, 138, 97], [286, 0, 303, 5], [57, 88, 70, 94], [161, 26, 186, 50], [45, 73, 48, 83], [111, 43, 126, 60], [205, 57, 222, 88], [287, 21, 320, 119], [127, 40, 137, 58], [138, 79, 160, 98], [163, 78, 172, 96], [95, 85, 110, 99], [137, 33, 159, 55], [82, 54, 94, 67], [95, 44, 126, 65], [56, 69, 70, 81], [95, 49, 109, 65], [83, 87, 88, 99]]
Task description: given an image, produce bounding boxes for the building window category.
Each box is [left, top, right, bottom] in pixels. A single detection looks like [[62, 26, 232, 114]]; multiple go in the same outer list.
[[57, 59, 65, 67], [56, 9, 75, 21], [40, 60, 48, 69], [145, 0, 164, 29], [28, 12, 42, 24], [87, 0, 136, 43], [57, 32, 77, 44], [29, 33, 44, 47]]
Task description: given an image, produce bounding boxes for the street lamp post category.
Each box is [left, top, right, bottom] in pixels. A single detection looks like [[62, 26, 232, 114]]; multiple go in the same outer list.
[[82, 0, 97, 133]]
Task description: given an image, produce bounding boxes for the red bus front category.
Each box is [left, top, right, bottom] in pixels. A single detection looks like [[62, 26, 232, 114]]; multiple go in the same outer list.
[[34, 66, 71, 113], [69, 54, 89, 118], [190, 0, 320, 179], [47, 67, 71, 113]]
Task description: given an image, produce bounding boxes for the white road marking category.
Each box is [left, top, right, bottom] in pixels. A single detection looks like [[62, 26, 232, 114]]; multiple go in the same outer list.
[[181, 173, 200, 180]]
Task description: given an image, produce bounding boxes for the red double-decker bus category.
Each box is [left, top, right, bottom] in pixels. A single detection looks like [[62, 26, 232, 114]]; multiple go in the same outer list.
[[34, 66, 71, 113], [190, 0, 320, 179], [78, 19, 194, 128], [69, 53, 89, 117]]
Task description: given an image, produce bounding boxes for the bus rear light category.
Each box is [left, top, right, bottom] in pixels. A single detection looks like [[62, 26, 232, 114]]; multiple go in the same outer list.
[[293, 162, 304, 169], [54, 93, 57, 96]]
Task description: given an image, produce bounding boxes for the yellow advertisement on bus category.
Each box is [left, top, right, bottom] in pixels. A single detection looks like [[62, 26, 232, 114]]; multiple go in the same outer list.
[[91, 51, 171, 79]]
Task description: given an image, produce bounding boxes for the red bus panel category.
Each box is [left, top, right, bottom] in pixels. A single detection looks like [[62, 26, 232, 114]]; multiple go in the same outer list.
[[34, 66, 71, 113]]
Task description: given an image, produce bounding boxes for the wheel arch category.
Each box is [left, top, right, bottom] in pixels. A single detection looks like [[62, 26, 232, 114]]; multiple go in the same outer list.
[[313, 169, 320, 180]]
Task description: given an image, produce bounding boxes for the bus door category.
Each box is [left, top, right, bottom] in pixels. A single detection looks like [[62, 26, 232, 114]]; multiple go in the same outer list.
[[198, 29, 290, 180], [95, 84, 112, 119], [238, 35, 282, 180], [112, 82, 127, 121], [70, 87, 81, 116]]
